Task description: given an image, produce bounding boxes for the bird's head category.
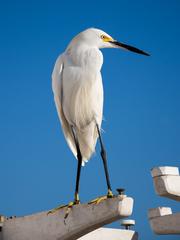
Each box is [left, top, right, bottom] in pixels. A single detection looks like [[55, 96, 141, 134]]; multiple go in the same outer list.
[[70, 28, 150, 56]]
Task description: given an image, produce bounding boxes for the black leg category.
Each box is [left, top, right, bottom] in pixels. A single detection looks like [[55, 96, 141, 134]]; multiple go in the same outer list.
[[96, 124, 113, 197], [71, 126, 82, 204]]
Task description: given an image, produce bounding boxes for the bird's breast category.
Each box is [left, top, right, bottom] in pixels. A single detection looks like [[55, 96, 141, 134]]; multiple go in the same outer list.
[[62, 65, 103, 129]]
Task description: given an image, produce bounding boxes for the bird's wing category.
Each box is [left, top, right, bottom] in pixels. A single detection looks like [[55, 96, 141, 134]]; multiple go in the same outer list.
[[61, 66, 103, 163], [52, 54, 77, 159]]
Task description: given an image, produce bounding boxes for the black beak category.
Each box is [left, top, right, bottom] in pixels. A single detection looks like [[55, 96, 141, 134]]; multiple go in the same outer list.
[[110, 41, 150, 56]]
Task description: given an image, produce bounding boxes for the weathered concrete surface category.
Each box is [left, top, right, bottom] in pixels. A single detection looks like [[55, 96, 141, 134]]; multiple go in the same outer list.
[[148, 207, 172, 218], [1, 195, 133, 240], [0, 215, 5, 240], [151, 166, 179, 178], [148, 207, 180, 235], [151, 166, 180, 201], [78, 227, 138, 240], [0, 228, 2, 240]]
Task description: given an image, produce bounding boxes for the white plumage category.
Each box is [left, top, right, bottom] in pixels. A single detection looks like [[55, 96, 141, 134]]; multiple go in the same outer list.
[[52, 28, 149, 166], [52, 28, 109, 165]]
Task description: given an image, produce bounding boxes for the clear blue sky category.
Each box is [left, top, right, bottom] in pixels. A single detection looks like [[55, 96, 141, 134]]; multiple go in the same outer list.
[[0, 1, 180, 239]]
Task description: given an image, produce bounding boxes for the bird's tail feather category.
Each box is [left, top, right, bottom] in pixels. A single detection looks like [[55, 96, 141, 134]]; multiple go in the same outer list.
[[75, 122, 98, 165], [55, 96, 99, 166]]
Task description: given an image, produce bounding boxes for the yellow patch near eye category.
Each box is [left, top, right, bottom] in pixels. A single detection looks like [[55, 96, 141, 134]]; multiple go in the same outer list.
[[101, 35, 113, 42]]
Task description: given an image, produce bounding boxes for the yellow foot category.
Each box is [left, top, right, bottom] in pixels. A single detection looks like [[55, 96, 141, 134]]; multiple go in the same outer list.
[[47, 203, 70, 215], [64, 201, 80, 219], [88, 190, 114, 205], [107, 189, 113, 198], [47, 199, 80, 219]]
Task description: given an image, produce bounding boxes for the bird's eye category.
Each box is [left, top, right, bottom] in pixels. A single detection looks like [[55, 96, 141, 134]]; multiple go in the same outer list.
[[101, 35, 106, 39], [101, 34, 112, 42]]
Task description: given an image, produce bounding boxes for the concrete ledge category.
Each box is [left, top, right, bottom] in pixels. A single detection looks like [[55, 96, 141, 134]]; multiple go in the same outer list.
[[1, 195, 133, 240], [151, 166, 179, 178], [148, 208, 180, 235], [148, 207, 172, 219], [0, 215, 5, 240], [151, 167, 180, 201], [78, 227, 138, 240]]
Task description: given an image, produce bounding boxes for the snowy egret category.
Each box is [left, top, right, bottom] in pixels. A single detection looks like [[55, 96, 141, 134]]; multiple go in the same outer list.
[[51, 28, 149, 208]]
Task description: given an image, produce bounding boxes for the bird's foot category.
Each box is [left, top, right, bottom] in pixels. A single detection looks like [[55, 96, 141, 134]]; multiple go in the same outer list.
[[47, 203, 69, 215], [88, 189, 114, 205], [107, 189, 114, 198], [47, 193, 80, 219], [64, 200, 80, 219]]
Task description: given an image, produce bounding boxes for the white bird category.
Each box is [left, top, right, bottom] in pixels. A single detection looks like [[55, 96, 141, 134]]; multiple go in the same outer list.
[[52, 28, 149, 206]]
